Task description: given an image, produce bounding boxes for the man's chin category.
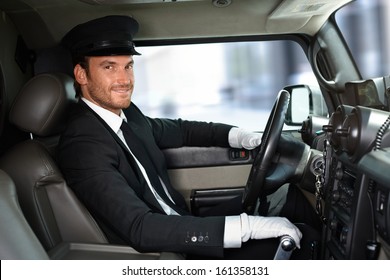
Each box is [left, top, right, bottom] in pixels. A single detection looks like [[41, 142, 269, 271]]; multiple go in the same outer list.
[[119, 100, 132, 109], [125, 101, 132, 108]]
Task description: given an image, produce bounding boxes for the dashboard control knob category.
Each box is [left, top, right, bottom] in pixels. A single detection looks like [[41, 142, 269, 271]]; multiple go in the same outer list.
[[322, 124, 333, 133], [336, 128, 349, 137], [335, 168, 344, 180], [340, 227, 349, 244], [331, 191, 340, 204], [330, 219, 338, 230]]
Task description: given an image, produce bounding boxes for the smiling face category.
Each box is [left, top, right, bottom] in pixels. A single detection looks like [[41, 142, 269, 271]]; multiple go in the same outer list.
[[74, 55, 135, 115]]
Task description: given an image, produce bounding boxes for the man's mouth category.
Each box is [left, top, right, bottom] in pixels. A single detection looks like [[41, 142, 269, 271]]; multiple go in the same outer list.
[[111, 86, 131, 94]]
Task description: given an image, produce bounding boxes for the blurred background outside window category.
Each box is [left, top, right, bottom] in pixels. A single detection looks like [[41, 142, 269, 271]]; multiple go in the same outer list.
[[337, 0, 390, 79]]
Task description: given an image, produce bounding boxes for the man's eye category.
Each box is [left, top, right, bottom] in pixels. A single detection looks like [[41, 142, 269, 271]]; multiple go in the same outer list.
[[105, 65, 114, 70]]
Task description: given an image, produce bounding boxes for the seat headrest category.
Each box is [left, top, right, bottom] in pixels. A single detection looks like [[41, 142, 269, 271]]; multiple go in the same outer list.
[[10, 73, 77, 137]]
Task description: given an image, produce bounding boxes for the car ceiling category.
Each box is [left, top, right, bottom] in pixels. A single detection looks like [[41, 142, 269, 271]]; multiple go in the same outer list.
[[0, 0, 354, 50]]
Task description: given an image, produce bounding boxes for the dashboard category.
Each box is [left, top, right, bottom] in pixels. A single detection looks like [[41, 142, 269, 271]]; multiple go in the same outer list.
[[318, 99, 390, 259]]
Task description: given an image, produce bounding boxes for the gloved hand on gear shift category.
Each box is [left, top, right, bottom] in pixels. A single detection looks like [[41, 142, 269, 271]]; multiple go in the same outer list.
[[240, 213, 302, 248], [224, 213, 302, 249]]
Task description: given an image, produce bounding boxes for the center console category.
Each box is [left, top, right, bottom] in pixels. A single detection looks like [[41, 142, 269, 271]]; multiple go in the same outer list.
[[320, 105, 390, 259]]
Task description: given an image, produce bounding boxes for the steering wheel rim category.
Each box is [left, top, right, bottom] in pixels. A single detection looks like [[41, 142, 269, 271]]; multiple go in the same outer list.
[[242, 90, 290, 214]]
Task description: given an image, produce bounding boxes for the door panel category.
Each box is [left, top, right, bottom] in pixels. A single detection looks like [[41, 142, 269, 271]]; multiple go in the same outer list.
[[163, 147, 255, 211], [168, 164, 251, 206]]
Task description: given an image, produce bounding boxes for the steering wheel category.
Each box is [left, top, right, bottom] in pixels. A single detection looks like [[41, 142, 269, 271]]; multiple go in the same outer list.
[[242, 90, 290, 214]]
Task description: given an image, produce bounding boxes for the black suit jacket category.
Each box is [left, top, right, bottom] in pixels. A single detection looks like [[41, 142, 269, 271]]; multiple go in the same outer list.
[[57, 100, 233, 257]]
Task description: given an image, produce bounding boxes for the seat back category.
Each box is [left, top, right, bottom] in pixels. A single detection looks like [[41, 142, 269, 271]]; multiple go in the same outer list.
[[0, 169, 49, 259], [0, 73, 108, 251]]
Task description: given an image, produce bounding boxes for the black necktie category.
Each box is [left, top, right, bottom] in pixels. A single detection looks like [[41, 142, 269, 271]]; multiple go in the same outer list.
[[120, 120, 184, 214]]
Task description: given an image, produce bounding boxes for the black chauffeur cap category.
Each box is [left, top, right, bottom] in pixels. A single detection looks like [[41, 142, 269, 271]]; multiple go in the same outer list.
[[62, 15, 141, 60]]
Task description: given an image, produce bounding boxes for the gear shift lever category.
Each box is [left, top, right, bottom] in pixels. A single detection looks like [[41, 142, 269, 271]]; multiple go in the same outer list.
[[273, 235, 296, 260]]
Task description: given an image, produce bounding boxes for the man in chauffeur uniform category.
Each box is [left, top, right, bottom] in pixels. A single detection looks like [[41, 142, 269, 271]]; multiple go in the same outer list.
[[58, 15, 306, 259]]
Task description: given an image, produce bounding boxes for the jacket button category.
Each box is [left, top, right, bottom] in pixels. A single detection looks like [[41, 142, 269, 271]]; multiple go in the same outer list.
[[204, 233, 209, 243], [185, 232, 190, 243]]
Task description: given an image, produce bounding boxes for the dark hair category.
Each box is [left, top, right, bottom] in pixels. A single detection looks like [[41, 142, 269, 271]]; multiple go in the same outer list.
[[73, 56, 89, 97]]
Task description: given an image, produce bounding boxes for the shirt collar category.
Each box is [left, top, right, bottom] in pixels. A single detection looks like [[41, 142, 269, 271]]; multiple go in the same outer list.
[[81, 97, 126, 134]]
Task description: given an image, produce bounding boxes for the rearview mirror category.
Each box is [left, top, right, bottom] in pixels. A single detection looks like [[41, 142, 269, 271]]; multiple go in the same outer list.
[[284, 84, 328, 125]]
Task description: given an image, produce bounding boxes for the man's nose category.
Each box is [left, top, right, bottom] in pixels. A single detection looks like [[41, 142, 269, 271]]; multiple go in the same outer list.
[[116, 68, 132, 83]]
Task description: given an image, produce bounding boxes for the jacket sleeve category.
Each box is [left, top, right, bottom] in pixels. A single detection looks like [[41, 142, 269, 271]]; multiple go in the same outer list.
[[57, 112, 227, 258], [127, 104, 234, 149]]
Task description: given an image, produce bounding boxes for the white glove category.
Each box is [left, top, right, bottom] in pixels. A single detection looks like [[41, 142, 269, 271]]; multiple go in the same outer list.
[[240, 213, 302, 248], [228, 127, 262, 150]]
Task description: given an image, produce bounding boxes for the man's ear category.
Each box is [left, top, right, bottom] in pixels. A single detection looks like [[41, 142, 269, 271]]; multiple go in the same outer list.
[[74, 64, 87, 85]]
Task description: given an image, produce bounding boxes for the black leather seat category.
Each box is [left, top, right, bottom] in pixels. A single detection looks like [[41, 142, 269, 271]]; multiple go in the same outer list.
[[0, 167, 176, 260], [0, 73, 109, 251], [0, 73, 182, 260], [0, 169, 49, 259]]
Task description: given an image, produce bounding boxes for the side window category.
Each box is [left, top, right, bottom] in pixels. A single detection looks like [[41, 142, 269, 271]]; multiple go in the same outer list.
[[0, 66, 4, 138], [0, 66, 6, 155], [336, 0, 389, 79], [133, 41, 317, 131]]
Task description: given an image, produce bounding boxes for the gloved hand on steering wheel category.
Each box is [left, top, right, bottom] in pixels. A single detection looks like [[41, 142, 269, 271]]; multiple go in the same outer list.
[[228, 127, 262, 150]]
